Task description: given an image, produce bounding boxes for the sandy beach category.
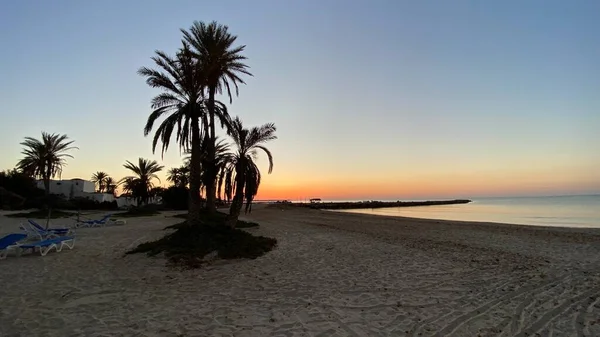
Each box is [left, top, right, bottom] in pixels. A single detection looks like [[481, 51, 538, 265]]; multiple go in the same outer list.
[[1, 205, 600, 336]]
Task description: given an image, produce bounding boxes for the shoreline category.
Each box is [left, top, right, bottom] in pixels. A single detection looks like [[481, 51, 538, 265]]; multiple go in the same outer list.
[[264, 204, 600, 248], [292, 199, 472, 210], [330, 207, 600, 231]]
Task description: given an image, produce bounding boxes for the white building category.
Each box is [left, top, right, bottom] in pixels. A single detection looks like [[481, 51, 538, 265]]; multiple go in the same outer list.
[[36, 178, 95, 198], [116, 196, 162, 208], [36, 178, 160, 208]]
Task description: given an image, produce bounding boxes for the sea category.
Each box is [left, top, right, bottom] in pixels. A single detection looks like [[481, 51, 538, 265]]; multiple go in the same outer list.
[[333, 195, 600, 228]]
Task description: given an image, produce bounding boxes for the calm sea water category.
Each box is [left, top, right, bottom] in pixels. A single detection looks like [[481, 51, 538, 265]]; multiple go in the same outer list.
[[335, 195, 600, 228]]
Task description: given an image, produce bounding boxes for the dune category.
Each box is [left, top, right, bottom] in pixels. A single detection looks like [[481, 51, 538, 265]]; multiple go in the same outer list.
[[1, 205, 599, 336]]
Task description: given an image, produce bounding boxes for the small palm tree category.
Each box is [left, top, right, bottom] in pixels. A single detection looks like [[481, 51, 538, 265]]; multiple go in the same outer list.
[[16, 132, 77, 228], [182, 20, 252, 213], [119, 158, 164, 206], [221, 117, 276, 227], [91, 171, 108, 192], [139, 42, 230, 225], [104, 177, 117, 196], [166, 166, 190, 188]]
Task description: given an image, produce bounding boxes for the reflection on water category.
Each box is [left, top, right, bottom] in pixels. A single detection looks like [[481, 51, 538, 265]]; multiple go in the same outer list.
[[335, 195, 600, 228]]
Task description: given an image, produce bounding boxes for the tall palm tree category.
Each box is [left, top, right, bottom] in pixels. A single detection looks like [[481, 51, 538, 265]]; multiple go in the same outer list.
[[91, 171, 108, 192], [139, 42, 230, 225], [221, 117, 276, 227], [119, 158, 164, 206], [182, 20, 252, 214], [16, 132, 77, 228], [166, 166, 190, 188]]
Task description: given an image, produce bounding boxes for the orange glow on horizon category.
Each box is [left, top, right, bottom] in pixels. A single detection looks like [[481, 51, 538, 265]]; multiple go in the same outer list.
[[255, 169, 600, 200]]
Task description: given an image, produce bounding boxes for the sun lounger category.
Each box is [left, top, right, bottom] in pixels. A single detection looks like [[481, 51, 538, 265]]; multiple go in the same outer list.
[[18, 236, 75, 256], [28, 219, 72, 235], [0, 233, 27, 259], [20, 221, 70, 241], [20, 223, 56, 241], [77, 214, 126, 227]]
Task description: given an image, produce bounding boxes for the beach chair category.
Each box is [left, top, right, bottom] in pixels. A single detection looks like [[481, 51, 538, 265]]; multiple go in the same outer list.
[[76, 214, 111, 227], [28, 219, 72, 236], [77, 214, 125, 227], [20, 222, 64, 241], [18, 236, 75, 256], [0, 233, 27, 259]]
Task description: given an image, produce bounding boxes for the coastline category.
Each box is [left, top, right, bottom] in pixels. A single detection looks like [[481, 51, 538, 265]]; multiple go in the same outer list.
[[2, 205, 600, 336], [293, 199, 471, 210], [330, 207, 600, 233]]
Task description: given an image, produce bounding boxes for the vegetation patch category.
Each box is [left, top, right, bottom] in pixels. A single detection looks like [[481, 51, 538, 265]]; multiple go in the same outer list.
[[127, 215, 276, 268], [170, 210, 260, 229], [5, 209, 76, 219]]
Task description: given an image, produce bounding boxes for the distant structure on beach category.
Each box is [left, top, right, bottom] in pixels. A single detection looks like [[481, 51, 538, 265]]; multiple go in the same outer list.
[[309, 198, 322, 203], [36, 178, 95, 198], [35, 178, 159, 208]]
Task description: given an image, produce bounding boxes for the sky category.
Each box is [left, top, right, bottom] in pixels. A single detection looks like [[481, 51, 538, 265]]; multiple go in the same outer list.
[[1, 0, 599, 201]]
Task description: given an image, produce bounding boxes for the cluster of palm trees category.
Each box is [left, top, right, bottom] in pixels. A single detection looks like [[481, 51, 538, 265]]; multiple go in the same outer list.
[[119, 158, 165, 205], [91, 158, 164, 205], [90, 171, 117, 195], [140, 20, 277, 227], [14, 20, 276, 229]]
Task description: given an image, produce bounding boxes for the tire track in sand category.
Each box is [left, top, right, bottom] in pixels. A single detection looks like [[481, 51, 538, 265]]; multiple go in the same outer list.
[[513, 287, 600, 337], [431, 276, 569, 337]]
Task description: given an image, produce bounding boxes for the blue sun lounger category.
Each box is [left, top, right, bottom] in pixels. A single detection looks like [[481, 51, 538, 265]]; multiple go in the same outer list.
[[77, 214, 125, 227], [28, 219, 72, 235], [19, 236, 75, 256], [76, 214, 112, 227], [20, 221, 72, 241], [0, 233, 28, 259]]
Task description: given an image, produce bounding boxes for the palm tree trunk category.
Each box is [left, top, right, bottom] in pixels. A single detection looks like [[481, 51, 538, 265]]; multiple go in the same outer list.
[[226, 163, 246, 228], [43, 177, 51, 229], [204, 86, 218, 214], [188, 116, 203, 226]]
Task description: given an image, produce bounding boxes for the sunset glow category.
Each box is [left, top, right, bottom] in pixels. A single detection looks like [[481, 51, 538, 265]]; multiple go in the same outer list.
[[1, 1, 598, 200]]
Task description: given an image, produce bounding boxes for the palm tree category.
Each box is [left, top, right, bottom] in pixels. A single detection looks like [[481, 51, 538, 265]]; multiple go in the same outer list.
[[104, 177, 117, 196], [139, 42, 230, 225], [221, 117, 276, 227], [183, 138, 231, 200], [166, 166, 190, 188], [119, 158, 164, 206], [182, 20, 252, 214], [16, 132, 77, 228], [150, 186, 165, 199], [91, 171, 108, 192]]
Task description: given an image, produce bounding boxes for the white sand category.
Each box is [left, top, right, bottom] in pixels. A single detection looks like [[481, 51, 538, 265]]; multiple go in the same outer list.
[[1, 205, 599, 336]]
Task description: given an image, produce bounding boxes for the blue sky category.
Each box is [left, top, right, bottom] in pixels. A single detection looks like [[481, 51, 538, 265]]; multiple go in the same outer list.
[[1, 0, 598, 199]]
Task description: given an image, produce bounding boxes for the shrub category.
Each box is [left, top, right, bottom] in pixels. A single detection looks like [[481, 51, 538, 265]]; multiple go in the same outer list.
[[169, 210, 259, 228], [0, 170, 44, 209], [70, 197, 118, 210], [161, 186, 189, 210], [127, 212, 276, 268]]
